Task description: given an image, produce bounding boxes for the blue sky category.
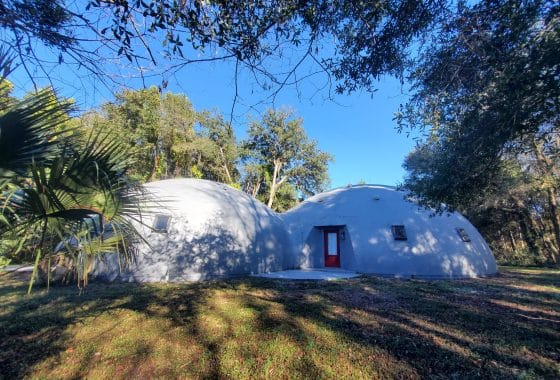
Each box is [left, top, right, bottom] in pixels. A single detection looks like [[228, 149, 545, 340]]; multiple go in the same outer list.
[[10, 44, 418, 189], [155, 57, 419, 188]]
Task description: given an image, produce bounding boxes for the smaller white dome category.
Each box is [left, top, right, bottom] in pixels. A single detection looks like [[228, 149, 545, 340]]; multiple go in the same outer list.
[[281, 185, 497, 278]]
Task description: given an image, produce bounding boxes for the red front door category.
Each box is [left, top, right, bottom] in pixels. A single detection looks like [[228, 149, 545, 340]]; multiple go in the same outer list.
[[324, 229, 340, 267]]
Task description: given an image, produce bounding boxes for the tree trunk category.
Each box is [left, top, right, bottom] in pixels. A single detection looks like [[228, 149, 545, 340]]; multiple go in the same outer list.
[[267, 161, 281, 208], [251, 181, 261, 198], [518, 215, 538, 255], [150, 153, 159, 180], [513, 197, 542, 258], [508, 230, 517, 252], [532, 139, 560, 266], [267, 162, 278, 207], [219, 146, 233, 184], [545, 187, 560, 266], [267, 161, 289, 208]]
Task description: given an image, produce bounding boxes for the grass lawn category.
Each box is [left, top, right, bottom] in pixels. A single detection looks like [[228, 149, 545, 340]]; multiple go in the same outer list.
[[0, 267, 559, 379]]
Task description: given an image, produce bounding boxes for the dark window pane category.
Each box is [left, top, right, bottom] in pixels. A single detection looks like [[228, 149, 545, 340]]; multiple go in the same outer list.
[[456, 228, 471, 242], [153, 215, 171, 232], [391, 225, 407, 241]]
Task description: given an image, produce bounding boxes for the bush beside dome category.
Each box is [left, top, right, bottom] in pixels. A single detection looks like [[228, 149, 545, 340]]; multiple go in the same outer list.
[[92, 179, 497, 282]]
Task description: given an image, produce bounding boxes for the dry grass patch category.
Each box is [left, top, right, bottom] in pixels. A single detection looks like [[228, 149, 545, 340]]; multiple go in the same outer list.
[[0, 267, 559, 379]]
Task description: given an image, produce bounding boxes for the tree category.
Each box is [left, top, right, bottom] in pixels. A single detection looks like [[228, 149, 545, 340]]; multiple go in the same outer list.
[[270, 182, 300, 212], [95, 88, 241, 184], [399, 0, 559, 209], [100, 87, 198, 180], [242, 109, 332, 209], [191, 111, 239, 185], [0, 53, 143, 290], [399, 0, 560, 266], [1, 0, 443, 97]]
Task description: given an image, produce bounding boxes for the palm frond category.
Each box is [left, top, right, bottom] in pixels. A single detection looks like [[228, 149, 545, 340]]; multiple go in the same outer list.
[[0, 47, 17, 91], [0, 68, 148, 291], [0, 88, 73, 178]]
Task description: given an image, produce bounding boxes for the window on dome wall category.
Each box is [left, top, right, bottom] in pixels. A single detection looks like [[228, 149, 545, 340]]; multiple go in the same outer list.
[[391, 225, 407, 241], [153, 214, 171, 233], [456, 228, 471, 242]]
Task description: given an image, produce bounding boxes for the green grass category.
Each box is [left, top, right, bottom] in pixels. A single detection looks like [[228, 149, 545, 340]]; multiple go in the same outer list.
[[1, 267, 559, 379]]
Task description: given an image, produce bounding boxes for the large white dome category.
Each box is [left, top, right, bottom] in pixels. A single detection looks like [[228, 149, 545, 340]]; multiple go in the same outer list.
[[93, 180, 496, 281], [280, 185, 497, 278], [93, 178, 293, 281]]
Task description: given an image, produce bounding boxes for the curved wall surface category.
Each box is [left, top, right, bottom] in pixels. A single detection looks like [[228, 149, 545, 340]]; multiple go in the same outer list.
[[93, 178, 293, 282], [280, 185, 497, 278], [92, 181, 497, 281]]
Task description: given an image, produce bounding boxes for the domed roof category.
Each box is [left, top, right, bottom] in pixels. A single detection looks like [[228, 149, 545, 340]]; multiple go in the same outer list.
[[93, 181, 496, 281], [94, 178, 293, 282], [281, 184, 497, 278]]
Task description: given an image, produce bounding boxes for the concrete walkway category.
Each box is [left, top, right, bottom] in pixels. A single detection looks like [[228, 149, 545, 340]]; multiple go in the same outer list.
[[254, 268, 359, 280]]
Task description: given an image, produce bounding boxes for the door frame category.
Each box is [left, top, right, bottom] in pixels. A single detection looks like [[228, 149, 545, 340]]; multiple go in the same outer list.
[[323, 229, 341, 267]]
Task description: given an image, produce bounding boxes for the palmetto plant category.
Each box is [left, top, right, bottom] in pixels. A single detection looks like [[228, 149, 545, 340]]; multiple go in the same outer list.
[[0, 50, 145, 292]]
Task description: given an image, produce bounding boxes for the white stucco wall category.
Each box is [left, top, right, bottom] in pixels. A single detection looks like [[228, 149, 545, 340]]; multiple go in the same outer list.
[[280, 185, 497, 278], [92, 180, 497, 281], [93, 178, 293, 282]]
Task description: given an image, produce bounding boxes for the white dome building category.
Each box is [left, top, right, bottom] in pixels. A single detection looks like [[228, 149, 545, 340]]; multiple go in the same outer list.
[[92, 180, 496, 281], [280, 185, 497, 278], [93, 178, 293, 282]]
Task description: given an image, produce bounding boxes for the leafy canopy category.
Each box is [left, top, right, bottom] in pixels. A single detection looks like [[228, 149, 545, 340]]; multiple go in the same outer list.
[[399, 0, 559, 211], [0, 54, 145, 289], [242, 109, 332, 209], [2, 0, 443, 95]]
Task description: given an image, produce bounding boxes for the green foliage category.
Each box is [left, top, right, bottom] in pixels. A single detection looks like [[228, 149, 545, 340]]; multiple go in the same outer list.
[[400, 0, 560, 266], [399, 0, 559, 210], [241, 109, 332, 209], [0, 256, 9, 268], [96, 96, 329, 214], [99, 87, 198, 180], [227, 182, 241, 190], [271, 182, 299, 212], [94, 87, 243, 183], [0, 0, 75, 48], [89, 0, 442, 93], [2, 1, 444, 96], [0, 55, 144, 290], [95, 88, 240, 185], [192, 111, 239, 184], [0, 88, 72, 178], [190, 165, 203, 179], [0, 79, 16, 112]]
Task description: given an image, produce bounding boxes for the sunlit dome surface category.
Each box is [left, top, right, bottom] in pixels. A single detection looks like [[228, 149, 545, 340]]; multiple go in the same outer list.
[[280, 185, 497, 278], [93, 181, 496, 281], [93, 178, 293, 282]]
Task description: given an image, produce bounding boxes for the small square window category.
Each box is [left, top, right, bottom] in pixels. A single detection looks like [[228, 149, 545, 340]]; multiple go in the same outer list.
[[456, 228, 471, 242], [391, 225, 407, 241], [153, 214, 171, 232]]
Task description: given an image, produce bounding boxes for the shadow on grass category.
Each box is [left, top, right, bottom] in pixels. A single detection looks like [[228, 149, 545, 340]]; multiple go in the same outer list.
[[247, 277, 559, 378], [0, 268, 559, 378]]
